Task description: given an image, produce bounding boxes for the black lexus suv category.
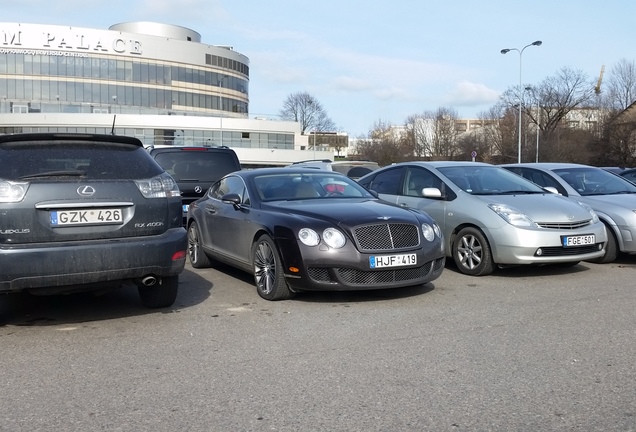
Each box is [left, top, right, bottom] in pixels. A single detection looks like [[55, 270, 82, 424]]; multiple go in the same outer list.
[[147, 146, 242, 225], [0, 133, 187, 308]]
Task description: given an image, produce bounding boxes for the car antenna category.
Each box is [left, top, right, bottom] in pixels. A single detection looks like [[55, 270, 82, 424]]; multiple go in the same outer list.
[[110, 115, 116, 135]]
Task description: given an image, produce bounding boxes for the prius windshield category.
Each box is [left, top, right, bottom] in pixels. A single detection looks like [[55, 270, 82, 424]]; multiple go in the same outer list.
[[438, 166, 546, 195], [554, 167, 636, 196]]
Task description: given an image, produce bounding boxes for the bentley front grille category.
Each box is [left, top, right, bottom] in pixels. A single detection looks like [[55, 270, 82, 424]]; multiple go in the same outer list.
[[354, 223, 420, 252]]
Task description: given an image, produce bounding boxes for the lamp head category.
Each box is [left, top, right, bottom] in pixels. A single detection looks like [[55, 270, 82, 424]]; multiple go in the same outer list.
[[532, 40, 542, 46], [500, 49, 511, 54]]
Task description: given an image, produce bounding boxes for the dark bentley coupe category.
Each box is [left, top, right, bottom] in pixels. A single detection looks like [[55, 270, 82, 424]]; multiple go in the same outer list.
[[186, 168, 446, 300]]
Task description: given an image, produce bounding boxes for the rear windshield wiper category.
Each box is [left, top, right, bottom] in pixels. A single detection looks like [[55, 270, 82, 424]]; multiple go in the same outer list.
[[19, 170, 86, 179]]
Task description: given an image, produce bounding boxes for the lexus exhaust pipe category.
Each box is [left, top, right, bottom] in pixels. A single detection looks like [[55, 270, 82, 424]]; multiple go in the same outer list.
[[141, 276, 157, 286]]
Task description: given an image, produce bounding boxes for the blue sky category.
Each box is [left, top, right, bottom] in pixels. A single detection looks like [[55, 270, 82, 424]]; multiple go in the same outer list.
[[2, 0, 633, 136]]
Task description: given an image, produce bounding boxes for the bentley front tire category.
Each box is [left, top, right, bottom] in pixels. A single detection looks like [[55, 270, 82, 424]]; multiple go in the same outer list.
[[252, 234, 295, 301]]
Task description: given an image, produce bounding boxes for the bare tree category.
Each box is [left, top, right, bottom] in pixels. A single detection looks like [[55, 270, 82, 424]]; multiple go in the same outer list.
[[433, 107, 460, 158], [605, 59, 636, 111], [403, 107, 460, 159], [404, 112, 434, 158], [501, 67, 595, 161], [278, 92, 336, 133], [469, 103, 517, 163], [353, 120, 410, 166]]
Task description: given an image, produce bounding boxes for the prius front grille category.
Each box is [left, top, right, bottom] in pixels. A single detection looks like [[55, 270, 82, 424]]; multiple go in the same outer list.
[[536, 220, 591, 229]]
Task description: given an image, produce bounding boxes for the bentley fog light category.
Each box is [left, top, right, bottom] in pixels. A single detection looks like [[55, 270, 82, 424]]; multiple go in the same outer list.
[[299, 228, 320, 246]]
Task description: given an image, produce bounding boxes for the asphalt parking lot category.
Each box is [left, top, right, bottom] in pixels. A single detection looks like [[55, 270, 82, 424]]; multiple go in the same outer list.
[[1, 258, 636, 431]]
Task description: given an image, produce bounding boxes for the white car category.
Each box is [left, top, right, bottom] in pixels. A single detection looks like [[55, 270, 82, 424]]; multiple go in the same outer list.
[[502, 162, 636, 263], [358, 161, 607, 276], [287, 160, 380, 179]]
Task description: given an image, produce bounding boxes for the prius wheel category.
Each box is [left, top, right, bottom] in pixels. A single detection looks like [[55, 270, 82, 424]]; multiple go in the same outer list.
[[453, 227, 494, 276], [188, 222, 211, 268], [252, 234, 294, 301]]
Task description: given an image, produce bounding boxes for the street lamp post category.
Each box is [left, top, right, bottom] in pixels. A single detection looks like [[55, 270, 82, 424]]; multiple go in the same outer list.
[[501, 40, 542, 163], [305, 127, 316, 158], [525, 86, 541, 162]]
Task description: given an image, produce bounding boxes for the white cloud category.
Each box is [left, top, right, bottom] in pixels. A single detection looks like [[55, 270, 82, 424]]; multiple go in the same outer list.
[[331, 76, 373, 92], [444, 81, 501, 107]]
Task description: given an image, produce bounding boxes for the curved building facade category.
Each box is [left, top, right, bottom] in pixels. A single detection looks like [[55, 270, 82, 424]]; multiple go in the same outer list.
[[0, 22, 330, 166]]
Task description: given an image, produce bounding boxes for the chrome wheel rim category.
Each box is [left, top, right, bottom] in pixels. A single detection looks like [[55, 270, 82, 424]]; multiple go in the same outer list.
[[254, 241, 276, 295], [188, 225, 199, 263], [457, 234, 482, 270]]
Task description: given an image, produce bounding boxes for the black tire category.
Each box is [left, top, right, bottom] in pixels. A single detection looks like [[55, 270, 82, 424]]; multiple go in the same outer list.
[[452, 227, 495, 276], [188, 221, 212, 268], [138, 275, 179, 308], [251, 234, 294, 301], [588, 225, 618, 264]]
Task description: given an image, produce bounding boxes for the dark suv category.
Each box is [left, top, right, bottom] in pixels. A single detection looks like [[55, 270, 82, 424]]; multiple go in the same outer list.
[[0, 133, 187, 308], [147, 146, 242, 224]]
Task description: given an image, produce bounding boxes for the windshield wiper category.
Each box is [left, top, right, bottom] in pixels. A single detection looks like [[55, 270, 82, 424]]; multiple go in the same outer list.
[[472, 190, 540, 195], [598, 190, 636, 195], [497, 190, 544, 195], [19, 170, 86, 179]]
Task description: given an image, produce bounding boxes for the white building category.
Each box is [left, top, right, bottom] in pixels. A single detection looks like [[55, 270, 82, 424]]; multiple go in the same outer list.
[[0, 22, 332, 166]]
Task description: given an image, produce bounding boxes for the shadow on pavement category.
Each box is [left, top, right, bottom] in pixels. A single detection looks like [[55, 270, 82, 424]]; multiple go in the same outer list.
[[0, 268, 212, 327]]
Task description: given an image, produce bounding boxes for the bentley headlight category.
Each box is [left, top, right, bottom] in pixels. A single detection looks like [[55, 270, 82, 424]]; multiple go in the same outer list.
[[299, 228, 320, 246], [488, 203, 536, 227], [577, 202, 599, 224], [422, 223, 435, 242], [433, 221, 442, 238], [323, 228, 346, 249]]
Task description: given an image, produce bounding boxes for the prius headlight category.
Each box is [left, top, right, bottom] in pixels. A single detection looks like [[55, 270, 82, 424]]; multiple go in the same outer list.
[[298, 227, 346, 249], [577, 202, 599, 224], [488, 203, 536, 227]]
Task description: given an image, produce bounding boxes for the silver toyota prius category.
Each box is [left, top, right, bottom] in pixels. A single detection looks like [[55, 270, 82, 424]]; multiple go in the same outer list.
[[501, 162, 636, 264], [357, 161, 607, 276]]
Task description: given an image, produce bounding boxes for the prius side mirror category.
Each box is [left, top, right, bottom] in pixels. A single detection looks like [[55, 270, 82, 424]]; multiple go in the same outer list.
[[422, 187, 442, 199]]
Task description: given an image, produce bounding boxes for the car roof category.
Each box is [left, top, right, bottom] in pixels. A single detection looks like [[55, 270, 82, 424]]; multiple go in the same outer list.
[[391, 161, 494, 168], [0, 132, 143, 147], [236, 167, 348, 178], [148, 145, 234, 152], [501, 162, 597, 170]]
